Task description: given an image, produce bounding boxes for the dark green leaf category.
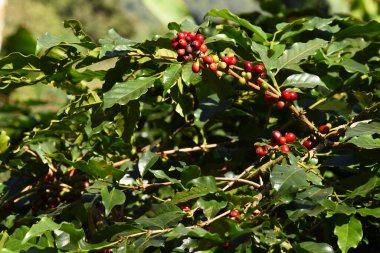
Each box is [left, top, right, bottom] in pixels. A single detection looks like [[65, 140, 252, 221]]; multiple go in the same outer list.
[[163, 63, 182, 95], [270, 165, 310, 195], [346, 176, 380, 199], [187, 176, 218, 193]]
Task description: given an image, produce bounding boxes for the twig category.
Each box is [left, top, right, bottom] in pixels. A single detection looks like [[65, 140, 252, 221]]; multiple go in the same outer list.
[[227, 69, 280, 99], [114, 140, 238, 168], [287, 105, 319, 133], [215, 177, 261, 188]]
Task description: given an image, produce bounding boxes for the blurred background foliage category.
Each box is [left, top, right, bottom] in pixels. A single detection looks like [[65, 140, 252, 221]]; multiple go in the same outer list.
[[1, 0, 380, 115]]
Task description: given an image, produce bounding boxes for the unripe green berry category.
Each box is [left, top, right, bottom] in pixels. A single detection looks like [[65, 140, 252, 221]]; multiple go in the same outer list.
[[216, 70, 224, 77], [246, 72, 252, 80], [261, 82, 269, 90], [241, 71, 247, 77], [239, 77, 246, 84], [218, 61, 227, 69]]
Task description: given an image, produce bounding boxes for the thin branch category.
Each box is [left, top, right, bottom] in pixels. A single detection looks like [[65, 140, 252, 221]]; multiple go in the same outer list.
[[215, 177, 261, 188]]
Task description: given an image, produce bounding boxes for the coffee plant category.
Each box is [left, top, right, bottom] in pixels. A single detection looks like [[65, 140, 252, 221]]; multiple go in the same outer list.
[[1, 7, 380, 253]]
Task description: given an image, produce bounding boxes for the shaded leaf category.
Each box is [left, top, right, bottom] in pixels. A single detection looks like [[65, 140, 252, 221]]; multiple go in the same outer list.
[[0, 131, 10, 154], [171, 187, 210, 204], [336, 20, 380, 39]]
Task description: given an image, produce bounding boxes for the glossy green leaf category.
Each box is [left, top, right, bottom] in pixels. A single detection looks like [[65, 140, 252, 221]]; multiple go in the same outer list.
[[295, 241, 334, 253], [270, 165, 310, 195], [345, 122, 380, 137], [103, 77, 156, 109], [138, 150, 160, 177], [276, 38, 327, 72], [22, 217, 60, 244], [206, 9, 267, 42], [101, 187, 126, 217], [334, 215, 363, 253], [348, 135, 380, 149], [163, 63, 182, 95], [282, 73, 328, 90]]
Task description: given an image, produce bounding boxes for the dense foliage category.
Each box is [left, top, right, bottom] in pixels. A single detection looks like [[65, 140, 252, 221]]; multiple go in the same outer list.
[[1, 6, 380, 253]]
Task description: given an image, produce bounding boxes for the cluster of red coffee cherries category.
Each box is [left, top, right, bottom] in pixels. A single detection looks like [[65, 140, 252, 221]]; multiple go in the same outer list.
[[302, 123, 331, 150], [241, 61, 266, 85], [192, 52, 238, 74], [172, 31, 207, 62], [230, 209, 240, 220], [256, 131, 297, 156]]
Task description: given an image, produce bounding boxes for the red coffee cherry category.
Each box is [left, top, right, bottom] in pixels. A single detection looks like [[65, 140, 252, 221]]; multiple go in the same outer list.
[[244, 61, 253, 72], [182, 206, 191, 212], [280, 144, 290, 153], [191, 40, 201, 50], [277, 101, 285, 108], [285, 132, 296, 142], [256, 146, 267, 156], [228, 56, 237, 65], [192, 62, 200, 73], [272, 130, 282, 141], [196, 34, 204, 43], [178, 39, 187, 48], [188, 32, 196, 40], [289, 91, 298, 101], [303, 140, 314, 150], [319, 124, 330, 134], [178, 32, 187, 40], [253, 64, 265, 73], [281, 90, 291, 101], [202, 55, 213, 64], [172, 41, 179, 49], [230, 210, 240, 218], [209, 62, 218, 71], [278, 136, 287, 144], [83, 181, 91, 188], [177, 49, 186, 56], [200, 44, 208, 53], [185, 44, 193, 54]]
